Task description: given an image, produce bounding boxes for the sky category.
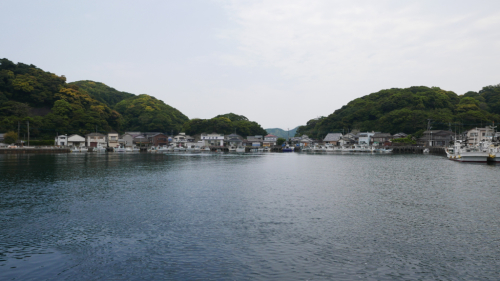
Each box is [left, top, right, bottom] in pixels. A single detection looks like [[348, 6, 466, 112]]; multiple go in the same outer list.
[[1, 0, 500, 129]]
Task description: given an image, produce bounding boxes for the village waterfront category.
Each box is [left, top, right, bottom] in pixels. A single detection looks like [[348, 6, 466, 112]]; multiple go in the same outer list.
[[1, 152, 500, 280]]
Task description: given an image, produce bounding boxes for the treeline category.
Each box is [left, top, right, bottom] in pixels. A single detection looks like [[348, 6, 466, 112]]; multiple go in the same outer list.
[[0, 58, 267, 140], [182, 113, 267, 136], [297, 85, 500, 139]]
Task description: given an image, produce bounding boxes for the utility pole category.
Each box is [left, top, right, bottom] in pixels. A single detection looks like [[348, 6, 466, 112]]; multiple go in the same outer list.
[[27, 121, 30, 146], [17, 121, 20, 144]]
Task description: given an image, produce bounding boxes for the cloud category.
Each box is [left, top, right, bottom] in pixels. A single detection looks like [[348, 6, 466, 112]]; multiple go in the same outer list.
[[219, 0, 500, 90]]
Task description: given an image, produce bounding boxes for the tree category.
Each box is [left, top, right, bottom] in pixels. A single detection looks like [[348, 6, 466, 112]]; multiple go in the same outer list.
[[3, 131, 17, 144], [277, 138, 286, 146]]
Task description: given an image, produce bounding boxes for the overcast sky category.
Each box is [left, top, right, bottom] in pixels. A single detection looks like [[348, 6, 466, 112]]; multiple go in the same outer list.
[[2, 0, 500, 129]]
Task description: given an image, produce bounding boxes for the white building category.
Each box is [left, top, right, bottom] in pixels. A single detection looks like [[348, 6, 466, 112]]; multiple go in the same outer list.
[[173, 132, 195, 146], [86, 133, 107, 147], [54, 134, 68, 146], [107, 131, 119, 148], [263, 134, 278, 147], [200, 133, 224, 146], [358, 132, 376, 145], [466, 127, 494, 145], [67, 134, 85, 147]]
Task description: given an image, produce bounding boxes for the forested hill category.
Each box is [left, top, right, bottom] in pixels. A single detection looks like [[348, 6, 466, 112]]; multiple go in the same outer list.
[[0, 58, 189, 138], [69, 80, 134, 107], [265, 127, 299, 139], [0, 58, 122, 137], [182, 113, 267, 137], [71, 80, 189, 133], [296, 85, 500, 139]]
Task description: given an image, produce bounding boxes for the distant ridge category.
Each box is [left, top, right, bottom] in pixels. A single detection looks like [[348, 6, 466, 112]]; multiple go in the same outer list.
[[265, 127, 300, 139]]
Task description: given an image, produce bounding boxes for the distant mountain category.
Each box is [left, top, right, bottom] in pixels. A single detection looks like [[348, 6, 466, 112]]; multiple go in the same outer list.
[[265, 127, 300, 139]]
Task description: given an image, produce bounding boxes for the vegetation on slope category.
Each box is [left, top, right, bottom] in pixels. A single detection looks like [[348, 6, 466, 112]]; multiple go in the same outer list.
[[0, 58, 122, 138], [70, 80, 135, 108], [265, 127, 299, 139], [182, 113, 267, 137], [115, 94, 188, 133], [296, 86, 500, 139]]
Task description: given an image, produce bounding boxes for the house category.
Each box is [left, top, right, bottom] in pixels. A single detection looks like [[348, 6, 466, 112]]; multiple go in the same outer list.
[[173, 133, 195, 146], [149, 133, 169, 146], [225, 133, 243, 147], [54, 134, 68, 146], [372, 133, 392, 146], [86, 132, 106, 147], [200, 133, 225, 146], [339, 133, 356, 146], [263, 134, 278, 147], [392, 132, 407, 139], [418, 130, 454, 146], [246, 135, 263, 147], [133, 134, 149, 146], [121, 133, 135, 147], [107, 131, 119, 148], [323, 133, 343, 146], [67, 134, 85, 147], [290, 135, 314, 147], [358, 132, 376, 145], [465, 127, 494, 145]]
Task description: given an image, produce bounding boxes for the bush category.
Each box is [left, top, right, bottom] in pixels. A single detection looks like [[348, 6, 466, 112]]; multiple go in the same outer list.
[[26, 140, 55, 146], [3, 131, 18, 144]]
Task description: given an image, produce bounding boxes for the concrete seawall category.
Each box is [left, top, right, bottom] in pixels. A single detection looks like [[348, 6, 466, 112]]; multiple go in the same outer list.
[[0, 147, 70, 154]]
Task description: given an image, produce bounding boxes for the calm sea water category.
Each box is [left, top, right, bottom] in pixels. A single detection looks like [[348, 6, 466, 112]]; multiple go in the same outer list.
[[1, 152, 499, 280]]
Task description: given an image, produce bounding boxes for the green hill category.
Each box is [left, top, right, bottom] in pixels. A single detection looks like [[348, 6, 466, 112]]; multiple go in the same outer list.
[[115, 94, 189, 133], [69, 80, 135, 108], [297, 85, 500, 139], [0, 58, 190, 138], [265, 127, 299, 139], [182, 113, 267, 137], [0, 58, 122, 138]]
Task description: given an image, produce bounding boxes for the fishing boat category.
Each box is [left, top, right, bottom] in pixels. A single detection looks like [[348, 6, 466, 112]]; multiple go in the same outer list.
[[114, 145, 126, 153], [79, 146, 89, 153], [95, 145, 107, 153], [282, 145, 294, 152], [236, 146, 245, 153], [445, 141, 496, 162]]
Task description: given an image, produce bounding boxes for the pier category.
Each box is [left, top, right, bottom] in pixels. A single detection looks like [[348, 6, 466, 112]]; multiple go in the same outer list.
[[391, 146, 446, 154]]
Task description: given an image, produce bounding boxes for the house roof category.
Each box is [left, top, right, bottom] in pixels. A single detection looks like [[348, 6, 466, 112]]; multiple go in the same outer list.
[[85, 132, 105, 137], [323, 133, 342, 142], [372, 133, 392, 138], [265, 134, 277, 138]]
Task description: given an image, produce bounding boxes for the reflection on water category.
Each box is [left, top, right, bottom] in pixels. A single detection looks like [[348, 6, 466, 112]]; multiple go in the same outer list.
[[1, 153, 500, 280]]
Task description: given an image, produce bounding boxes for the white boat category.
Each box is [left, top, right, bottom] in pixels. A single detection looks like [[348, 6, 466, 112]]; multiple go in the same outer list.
[[71, 146, 80, 153], [376, 147, 393, 153], [423, 148, 430, 153], [95, 145, 107, 153], [228, 145, 237, 152], [148, 146, 157, 153], [301, 146, 313, 152], [312, 145, 326, 152], [236, 146, 245, 153], [132, 146, 140, 152], [79, 146, 89, 153], [262, 147, 270, 152], [201, 146, 211, 152], [446, 141, 496, 163], [114, 146, 126, 153]]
